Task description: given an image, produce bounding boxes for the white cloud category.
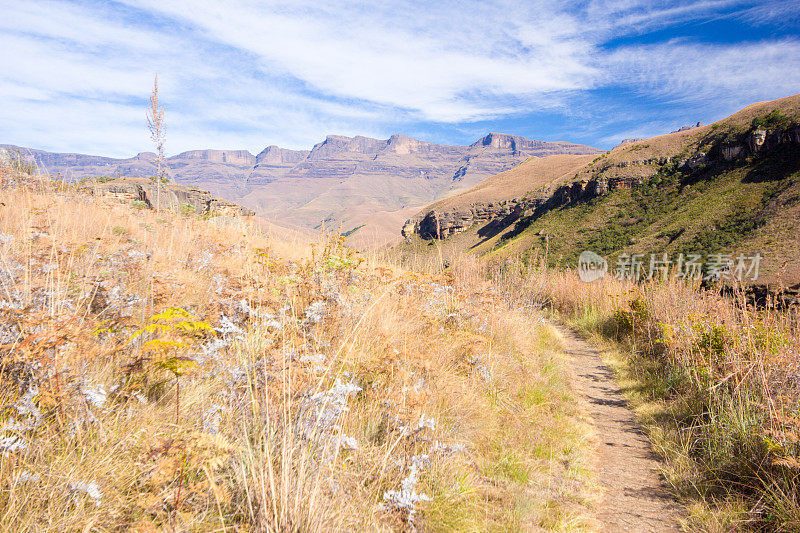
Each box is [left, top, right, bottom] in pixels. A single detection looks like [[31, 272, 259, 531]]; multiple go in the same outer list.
[[606, 38, 800, 104], [0, 0, 798, 156], [585, 0, 747, 35], [119, 0, 599, 121]]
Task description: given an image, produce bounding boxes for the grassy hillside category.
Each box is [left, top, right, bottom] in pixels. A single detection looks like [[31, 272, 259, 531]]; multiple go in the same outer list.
[[0, 168, 596, 530], [417, 153, 597, 213], [401, 93, 800, 286], [497, 155, 800, 282]]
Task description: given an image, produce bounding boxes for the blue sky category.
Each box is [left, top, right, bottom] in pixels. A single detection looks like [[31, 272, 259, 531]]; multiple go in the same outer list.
[[2, 0, 800, 157]]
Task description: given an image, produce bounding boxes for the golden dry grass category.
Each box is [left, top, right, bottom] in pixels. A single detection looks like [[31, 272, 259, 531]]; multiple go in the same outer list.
[[483, 258, 800, 530], [0, 171, 595, 531]]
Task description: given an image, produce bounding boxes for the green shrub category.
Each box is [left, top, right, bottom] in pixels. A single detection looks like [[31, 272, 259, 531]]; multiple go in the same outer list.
[[751, 110, 791, 130]]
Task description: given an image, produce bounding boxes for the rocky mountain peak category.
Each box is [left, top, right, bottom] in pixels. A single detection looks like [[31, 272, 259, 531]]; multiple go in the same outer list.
[[471, 132, 525, 154], [255, 145, 309, 166], [309, 134, 384, 159], [385, 134, 421, 155], [171, 149, 255, 166]]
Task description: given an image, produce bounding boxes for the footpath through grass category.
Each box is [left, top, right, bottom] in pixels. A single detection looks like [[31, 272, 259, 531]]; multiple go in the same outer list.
[[497, 264, 800, 531]]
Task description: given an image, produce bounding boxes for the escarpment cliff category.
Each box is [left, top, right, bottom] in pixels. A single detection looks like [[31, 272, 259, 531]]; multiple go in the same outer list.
[[402, 175, 645, 239], [3, 134, 600, 243]]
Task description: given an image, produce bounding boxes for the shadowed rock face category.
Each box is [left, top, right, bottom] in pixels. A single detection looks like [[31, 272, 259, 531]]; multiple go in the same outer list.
[[3, 133, 601, 232], [403, 122, 800, 241], [404, 176, 644, 239]]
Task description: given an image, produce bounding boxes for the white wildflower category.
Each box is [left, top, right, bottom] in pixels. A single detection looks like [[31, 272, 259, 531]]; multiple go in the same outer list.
[[3, 386, 42, 432], [69, 480, 102, 506], [0, 233, 13, 244], [200, 337, 230, 363], [299, 379, 362, 441], [262, 317, 283, 330], [304, 301, 327, 324], [0, 299, 23, 310], [210, 273, 227, 294], [432, 441, 467, 456], [217, 314, 244, 337], [298, 353, 325, 365], [194, 250, 213, 271], [239, 299, 255, 316], [0, 435, 27, 455], [417, 413, 436, 432], [381, 454, 432, 521], [126, 249, 148, 260], [339, 434, 359, 451], [80, 382, 107, 409], [16, 470, 40, 484]]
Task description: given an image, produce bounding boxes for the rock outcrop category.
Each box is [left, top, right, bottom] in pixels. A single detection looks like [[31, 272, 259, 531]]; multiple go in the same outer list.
[[717, 125, 800, 161], [406, 200, 519, 239], [615, 138, 644, 147], [403, 176, 644, 240], [671, 121, 704, 133], [79, 177, 255, 217]]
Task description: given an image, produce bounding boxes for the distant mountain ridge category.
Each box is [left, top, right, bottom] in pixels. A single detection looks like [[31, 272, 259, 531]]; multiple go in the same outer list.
[[3, 133, 601, 242]]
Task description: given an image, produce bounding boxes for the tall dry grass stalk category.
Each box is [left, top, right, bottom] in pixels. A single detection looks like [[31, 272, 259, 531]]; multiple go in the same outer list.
[[146, 74, 167, 212]]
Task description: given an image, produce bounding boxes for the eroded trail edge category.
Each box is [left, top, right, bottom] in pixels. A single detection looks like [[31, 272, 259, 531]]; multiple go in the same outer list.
[[556, 325, 684, 532]]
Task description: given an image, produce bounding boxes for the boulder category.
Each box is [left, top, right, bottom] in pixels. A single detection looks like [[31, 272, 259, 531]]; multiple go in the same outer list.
[[748, 129, 768, 153]]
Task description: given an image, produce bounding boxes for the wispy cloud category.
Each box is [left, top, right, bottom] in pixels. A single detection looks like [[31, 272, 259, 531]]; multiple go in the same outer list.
[[120, 0, 599, 121], [606, 38, 800, 104], [0, 0, 798, 156]]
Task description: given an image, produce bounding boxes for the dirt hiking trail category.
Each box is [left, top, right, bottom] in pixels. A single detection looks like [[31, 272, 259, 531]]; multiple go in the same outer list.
[[556, 324, 685, 532]]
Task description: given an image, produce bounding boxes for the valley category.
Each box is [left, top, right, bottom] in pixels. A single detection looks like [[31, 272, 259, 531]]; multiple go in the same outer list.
[[3, 133, 601, 247]]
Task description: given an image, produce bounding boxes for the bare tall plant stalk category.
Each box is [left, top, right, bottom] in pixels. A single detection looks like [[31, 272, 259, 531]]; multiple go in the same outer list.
[[146, 74, 167, 213]]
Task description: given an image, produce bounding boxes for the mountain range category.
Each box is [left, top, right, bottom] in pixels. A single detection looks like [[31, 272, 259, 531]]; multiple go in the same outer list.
[[3, 133, 601, 245]]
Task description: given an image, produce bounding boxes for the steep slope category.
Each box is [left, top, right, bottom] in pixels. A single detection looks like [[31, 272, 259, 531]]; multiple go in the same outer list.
[[400, 93, 800, 286], [401, 153, 597, 239], [2, 133, 601, 242]]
